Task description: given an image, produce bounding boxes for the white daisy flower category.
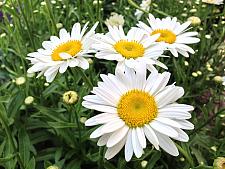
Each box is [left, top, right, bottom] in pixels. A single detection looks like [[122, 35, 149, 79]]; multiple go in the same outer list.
[[105, 12, 125, 27], [202, 0, 224, 5], [135, 0, 152, 20], [137, 14, 200, 57], [82, 66, 194, 161], [93, 26, 167, 72], [27, 22, 98, 82]]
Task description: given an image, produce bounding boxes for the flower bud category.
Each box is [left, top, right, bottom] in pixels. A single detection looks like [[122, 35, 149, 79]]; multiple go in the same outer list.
[[63, 91, 78, 104]]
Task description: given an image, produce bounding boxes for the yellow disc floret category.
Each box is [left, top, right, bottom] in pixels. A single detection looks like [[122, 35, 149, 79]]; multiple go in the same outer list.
[[117, 89, 158, 128], [51, 40, 82, 61], [114, 40, 145, 59], [151, 29, 176, 44]]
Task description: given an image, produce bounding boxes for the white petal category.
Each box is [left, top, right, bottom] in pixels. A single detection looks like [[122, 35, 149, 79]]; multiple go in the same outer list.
[[59, 52, 72, 59], [59, 62, 68, 73], [125, 130, 133, 162], [175, 120, 194, 130], [42, 41, 54, 50], [143, 125, 159, 150], [82, 101, 117, 114], [107, 125, 129, 147], [59, 28, 70, 42], [149, 72, 171, 95], [136, 127, 146, 148], [90, 125, 104, 138], [77, 57, 89, 70], [132, 128, 143, 158], [71, 23, 81, 40], [85, 113, 118, 126], [101, 119, 125, 134], [155, 86, 184, 108], [155, 132, 179, 156], [172, 128, 189, 142], [105, 137, 126, 160], [150, 120, 178, 138], [155, 117, 182, 128], [97, 134, 111, 146]]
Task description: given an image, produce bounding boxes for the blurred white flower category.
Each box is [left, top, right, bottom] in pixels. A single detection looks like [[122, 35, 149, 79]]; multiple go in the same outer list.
[[44, 82, 49, 87], [135, 0, 151, 20], [141, 160, 148, 168], [16, 77, 26, 85], [192, 72, 198, 77], [190, 8, 197, 13], [222, 76, 225, 85], [187, 16, 201, 26], [80, 117, 87, 124], [197, 71, 202, 75], [40, 1, 46, 5], [205, 34, 211, 39], [27, 72, 35, 78], [0, 33, 6, 38], [56, 23, 63, 29], [213, 76, 223, 83], [202, 0, 224, 5], [47, 166, 59, 169], [24, 96, 34, 105], [105, 13, 125, 27]]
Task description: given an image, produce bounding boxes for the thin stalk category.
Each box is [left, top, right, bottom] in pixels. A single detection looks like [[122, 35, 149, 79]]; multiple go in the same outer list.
[[77, 68, 93, 89], [16, 0, 35, 50], [176, 144, 194, 167], [45, 0, 57, 34], [74, 106, 82, 144]]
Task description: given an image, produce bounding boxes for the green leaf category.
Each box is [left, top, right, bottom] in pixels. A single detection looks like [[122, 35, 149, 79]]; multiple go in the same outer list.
[[0, 154, 16, 163], [47, 121, 77, 129], [25, 157, 36, 169], [147, 151, 161, 169], [18, 127, 31, 167], [7, 91, 25, 119], [0, 95, 10, 103]]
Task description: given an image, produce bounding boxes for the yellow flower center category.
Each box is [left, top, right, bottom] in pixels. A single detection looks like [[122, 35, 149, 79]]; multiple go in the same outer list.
[[51, 40, 82, 61], [117, 89, 158, 128], [113, 40, 145, 59], [151, 29, 176, 44]]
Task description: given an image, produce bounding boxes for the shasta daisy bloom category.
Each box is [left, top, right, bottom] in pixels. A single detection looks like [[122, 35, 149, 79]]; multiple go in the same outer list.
[[137, 14, 200, 57], [27, 22, 98, 82], [202, 0, 224, 5], [93, 26, 167, 72], [83, 66, 194, 161]]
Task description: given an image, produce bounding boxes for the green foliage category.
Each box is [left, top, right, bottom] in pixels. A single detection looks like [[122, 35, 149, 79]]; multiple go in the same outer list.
[[0, 0, 224, 168]]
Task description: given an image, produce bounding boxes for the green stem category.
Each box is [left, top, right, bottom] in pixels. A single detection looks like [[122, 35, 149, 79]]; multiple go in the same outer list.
[[16, 0, 35, 50], [176, 144, 194, 167], [0, 104, 25, 169], [74, 106, 82, 144], [45, 0, 57, 34], [153, 9, 170, 17], [128, 0, 148, 14], [77, 68, 93, 89]]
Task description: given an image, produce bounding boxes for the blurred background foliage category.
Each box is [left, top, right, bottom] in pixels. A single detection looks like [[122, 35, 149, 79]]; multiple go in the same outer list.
[[0, 0, 224, 168]]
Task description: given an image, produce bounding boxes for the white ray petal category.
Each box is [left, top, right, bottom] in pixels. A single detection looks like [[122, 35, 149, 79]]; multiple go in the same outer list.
[[107, 125, 129, 147]]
